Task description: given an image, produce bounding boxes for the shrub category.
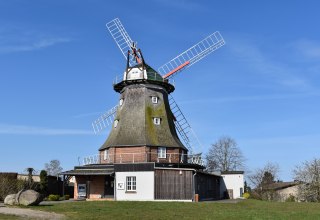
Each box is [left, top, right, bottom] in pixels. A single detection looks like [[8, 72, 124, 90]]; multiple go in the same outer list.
[[48, 194, 60, 201], [59, 195, 70, 200], [0, 174, 27, 201], [285, 194, 296, 202], [243, 192, 250, 199]]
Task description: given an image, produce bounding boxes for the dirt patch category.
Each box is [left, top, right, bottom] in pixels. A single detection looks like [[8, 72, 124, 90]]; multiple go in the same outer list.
[[0, 206, 64, 219]]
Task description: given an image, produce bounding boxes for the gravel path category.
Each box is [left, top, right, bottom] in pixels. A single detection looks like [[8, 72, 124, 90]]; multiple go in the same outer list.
[[0, 205, 65, 220]]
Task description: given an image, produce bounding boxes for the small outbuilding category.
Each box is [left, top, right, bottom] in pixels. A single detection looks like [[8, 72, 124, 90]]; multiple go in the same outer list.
[[220, 171, 244, 199]]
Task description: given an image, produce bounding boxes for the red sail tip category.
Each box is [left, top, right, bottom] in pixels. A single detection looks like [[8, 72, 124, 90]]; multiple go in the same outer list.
[[163, 61, 190, 79]]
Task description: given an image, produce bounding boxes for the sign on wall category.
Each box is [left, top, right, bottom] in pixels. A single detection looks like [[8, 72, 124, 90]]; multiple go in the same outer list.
[[117, 182, 125, 190]]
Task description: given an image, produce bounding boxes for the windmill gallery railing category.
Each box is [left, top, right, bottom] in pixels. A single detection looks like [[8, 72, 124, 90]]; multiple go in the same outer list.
[[112, 72, 174, 85], [80, 152, 204, 167]]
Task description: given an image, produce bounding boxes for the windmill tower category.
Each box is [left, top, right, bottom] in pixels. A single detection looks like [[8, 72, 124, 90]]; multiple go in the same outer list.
[[91, 18, 225, 166], [62, 18, 226, 202]]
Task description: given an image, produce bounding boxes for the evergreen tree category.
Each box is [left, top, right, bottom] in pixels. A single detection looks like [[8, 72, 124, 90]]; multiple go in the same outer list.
[[39, 170, 48, 195]]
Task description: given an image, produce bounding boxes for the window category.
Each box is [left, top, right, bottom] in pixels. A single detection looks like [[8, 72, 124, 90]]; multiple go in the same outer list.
[[158, 147, 166, 158], [114, 120, 119, 128], [153, 117, 161, 125], [119, 99, 124, 106], [103, 149, 109, 160], [151, 96, 158, 104], [126, 176, 136, 191]]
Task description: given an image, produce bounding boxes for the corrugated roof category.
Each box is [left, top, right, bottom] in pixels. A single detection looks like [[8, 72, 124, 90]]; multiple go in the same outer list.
[[60, 164, 114, 176], [60, 169, 114, 176]]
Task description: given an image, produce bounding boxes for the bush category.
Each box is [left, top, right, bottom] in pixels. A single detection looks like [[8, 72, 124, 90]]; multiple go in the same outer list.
[[243, 192, 250, 199], [285, 194, 296, 202], [48, 194, 60, 201], [0, 174, 28, 201], [59, 195, 70, 200]]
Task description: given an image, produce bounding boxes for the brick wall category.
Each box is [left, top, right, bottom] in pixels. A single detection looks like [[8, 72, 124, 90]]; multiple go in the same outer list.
[[74, 176, 105, 199], [100, 146, 148, 163], [99, 146, 187, 164], [150, 147, 181, 163]]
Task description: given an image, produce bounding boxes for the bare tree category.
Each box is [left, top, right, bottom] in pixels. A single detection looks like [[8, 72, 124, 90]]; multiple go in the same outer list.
[[206, 136, 245, 172], [248, 162, 280, 200], [293, 158, 320, 202], [45, 159, 63, 176], [248, 162, 279, 189]]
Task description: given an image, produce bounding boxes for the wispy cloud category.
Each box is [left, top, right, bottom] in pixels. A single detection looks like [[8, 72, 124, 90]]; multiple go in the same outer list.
[[228, 36, 316, 92], [178, 92, 320, 105], [293, 39, 320, 60], [0, 37, 71, 53], [0, 124, 92, 135], [0, 25, 72, 53]]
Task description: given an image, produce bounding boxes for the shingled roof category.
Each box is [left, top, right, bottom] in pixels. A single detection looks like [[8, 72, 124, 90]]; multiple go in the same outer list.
[[263, 182, 300, 190], [100, 83, 187, 151]]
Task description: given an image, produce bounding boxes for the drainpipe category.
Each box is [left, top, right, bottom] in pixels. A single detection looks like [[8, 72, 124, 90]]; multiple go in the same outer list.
[[114, 172, 116, 201], [193, 171, 197, 202]]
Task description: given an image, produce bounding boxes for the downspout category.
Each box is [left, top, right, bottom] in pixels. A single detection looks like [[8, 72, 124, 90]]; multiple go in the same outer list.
[[193, 171, 197, 202], [114, 172, 117, 201]]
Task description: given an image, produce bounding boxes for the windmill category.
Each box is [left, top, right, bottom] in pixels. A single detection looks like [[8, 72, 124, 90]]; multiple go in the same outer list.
[[91, 18, 225, 164]]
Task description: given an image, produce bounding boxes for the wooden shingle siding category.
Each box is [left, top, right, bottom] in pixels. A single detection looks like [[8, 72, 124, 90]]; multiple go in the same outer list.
[[155, 169, 193, 200]]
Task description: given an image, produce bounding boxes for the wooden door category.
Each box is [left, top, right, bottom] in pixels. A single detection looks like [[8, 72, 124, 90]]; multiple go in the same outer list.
[[227, 189, 233, 199]]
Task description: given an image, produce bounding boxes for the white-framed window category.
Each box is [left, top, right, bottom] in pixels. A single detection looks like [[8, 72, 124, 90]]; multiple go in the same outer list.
[[103, 149, 109, 160], [126, 176, 136, 191], [153, 117, 161, 125], [119, 98, 124, 106], [158, 147, 166, 158], [151, 96, 158, 104], [114, 120, 119, 128]]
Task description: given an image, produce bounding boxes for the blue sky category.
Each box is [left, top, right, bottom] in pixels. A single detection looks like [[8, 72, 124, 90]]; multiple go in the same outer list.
[[0, 0, 319, 182]]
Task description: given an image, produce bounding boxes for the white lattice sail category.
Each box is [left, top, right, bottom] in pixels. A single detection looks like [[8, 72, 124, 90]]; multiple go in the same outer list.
[[158, 32, 225, 79], [92, 105, 118, 134], [106, 18, 137, 66]]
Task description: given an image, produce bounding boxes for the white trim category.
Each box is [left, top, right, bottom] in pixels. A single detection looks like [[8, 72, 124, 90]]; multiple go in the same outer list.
[[153, 117, 161, 125], [103, 149, 109, 160], [126, 176, 136, 192], [151, 96, 158, 104], [114, 120, 119, 128], [158, 147, 166, 158]]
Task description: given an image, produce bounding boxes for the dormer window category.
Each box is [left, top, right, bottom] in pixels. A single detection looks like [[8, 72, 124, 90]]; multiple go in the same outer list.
[[153, 117, 161, 125], [119, 99, 124, 106], [151, 96, 158, 104], [114, 120, 119, 128]]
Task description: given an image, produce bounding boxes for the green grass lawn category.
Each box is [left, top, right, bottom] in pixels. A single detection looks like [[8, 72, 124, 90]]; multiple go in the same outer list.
[[24, 199, 320, 220], [0, 213, 23, 220]]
